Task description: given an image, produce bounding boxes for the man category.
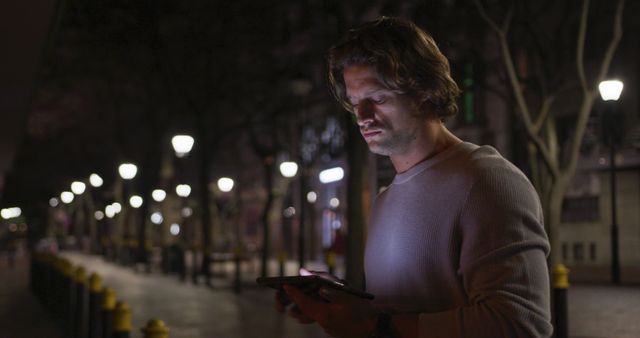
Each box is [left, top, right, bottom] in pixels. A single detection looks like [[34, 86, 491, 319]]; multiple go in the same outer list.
[[276, 17, 552, 338]]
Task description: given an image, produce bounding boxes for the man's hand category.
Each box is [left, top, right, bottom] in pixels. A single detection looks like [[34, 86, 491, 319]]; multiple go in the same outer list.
[[283, 284, 378, 338]]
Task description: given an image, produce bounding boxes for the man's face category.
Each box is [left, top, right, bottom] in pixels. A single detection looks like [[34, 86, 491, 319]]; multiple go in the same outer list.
[[344, 64, 424, 156]]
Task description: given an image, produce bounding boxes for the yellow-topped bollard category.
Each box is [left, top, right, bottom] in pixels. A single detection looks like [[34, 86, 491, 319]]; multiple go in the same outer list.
[[102, 287, 117, 310], [89, 273, 102, 293], [101, 287, 117, 338], [75, 266, 87, 283], [113, 301, 132, 338], [141, 319, 170, 338], [278, 252, 287, 277], [553, 264, 570, 289], [326, 251, 337, 275], [552, 264, 570, 338]]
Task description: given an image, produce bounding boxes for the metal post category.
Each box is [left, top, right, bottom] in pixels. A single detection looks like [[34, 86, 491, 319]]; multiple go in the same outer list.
[[552, 264, 569, 338], [609, 135, 620, 284], [100, 287, 116, 338], [74, 266, 88, 338], [113, 301, 132, 338], [141, 319, 169, 338], [88, 273, 103, 338]]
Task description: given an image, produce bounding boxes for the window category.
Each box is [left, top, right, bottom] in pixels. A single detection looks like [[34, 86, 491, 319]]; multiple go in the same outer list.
[[590, 242, 597, 261], [562, 242, 569, 261], [562, 196, 600, 222], [573, 243, 585, 262]]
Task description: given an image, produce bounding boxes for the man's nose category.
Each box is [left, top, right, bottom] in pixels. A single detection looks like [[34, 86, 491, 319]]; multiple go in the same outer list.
[[355, 100, 374, 126]]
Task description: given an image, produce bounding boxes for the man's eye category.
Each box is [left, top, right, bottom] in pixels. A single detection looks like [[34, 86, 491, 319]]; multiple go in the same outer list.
[[372, 97, 386, 104]]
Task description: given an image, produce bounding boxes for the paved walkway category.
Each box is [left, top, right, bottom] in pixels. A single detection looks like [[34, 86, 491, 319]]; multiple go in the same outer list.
[[2, 251, 640, 338], [0, 254, 62, 338], [59, 251, 329, 338]]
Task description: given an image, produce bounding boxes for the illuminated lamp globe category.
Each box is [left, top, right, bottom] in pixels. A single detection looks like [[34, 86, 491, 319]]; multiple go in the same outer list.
[[60, 191, 74, 204], [171, 135, 195, 157], [71, 181, 86, 195], [129, 195, 143, 208], [89, 174, 103, 187], [118, 163, 138, 180], [152, 189, 166, 202], [217, 177, 234, 192], [279, 161, 299, 178], [176, 184, 191, 198], [598, 80, 624, 101]]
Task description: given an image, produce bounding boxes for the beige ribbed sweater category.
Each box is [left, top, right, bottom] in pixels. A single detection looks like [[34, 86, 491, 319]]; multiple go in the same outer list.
[[364, 142, 552, 338]]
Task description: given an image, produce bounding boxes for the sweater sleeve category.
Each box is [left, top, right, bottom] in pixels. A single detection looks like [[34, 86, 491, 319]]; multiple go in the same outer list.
[[418, 166, 552, 338]]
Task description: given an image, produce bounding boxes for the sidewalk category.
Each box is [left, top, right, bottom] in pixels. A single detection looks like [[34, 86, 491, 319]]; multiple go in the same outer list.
[[0, 254, 62, 338], [60, 251, 329, 338], [2, 250, 639, 338]]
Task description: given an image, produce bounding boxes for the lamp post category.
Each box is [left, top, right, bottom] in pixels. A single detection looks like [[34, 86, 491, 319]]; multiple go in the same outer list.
[[598, 79, 624, 284], [117, 162, 137, 265], [217, 177, 242, 292], [279, 160, 306, 271]]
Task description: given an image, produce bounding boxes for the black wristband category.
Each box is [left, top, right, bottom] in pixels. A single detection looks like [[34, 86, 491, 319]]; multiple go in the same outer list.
[[369, 312, 395, 338]]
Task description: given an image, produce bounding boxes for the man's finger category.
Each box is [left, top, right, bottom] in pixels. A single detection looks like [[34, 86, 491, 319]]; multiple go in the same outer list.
[[289, 305, 315, 324], [275, 289, 291, 313], [283, 285, 322, 316], [318, 286, 354, 303]]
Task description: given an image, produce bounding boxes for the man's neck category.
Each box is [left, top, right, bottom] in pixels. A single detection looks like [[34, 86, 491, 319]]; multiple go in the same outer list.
[[390, 123, 461, 173]]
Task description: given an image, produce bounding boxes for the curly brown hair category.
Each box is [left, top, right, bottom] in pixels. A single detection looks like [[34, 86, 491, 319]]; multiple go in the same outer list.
[[328, 17, 461, 121]]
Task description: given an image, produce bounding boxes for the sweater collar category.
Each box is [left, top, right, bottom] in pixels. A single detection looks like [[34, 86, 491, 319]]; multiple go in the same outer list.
[[391, 142, 475, 185]]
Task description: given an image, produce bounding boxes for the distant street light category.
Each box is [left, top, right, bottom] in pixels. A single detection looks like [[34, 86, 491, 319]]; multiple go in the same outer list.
[[152, 189, 167, 202], [176, 184, 192, 197], [150, 212, 163, 225], [105, 205, 116, 218], [49, 198, 59, 207], [60, 191, 74, 204], [95, 211, 105, 221], [1, 207, 21, 219], [598, 79, 624, 285], [129, 195, 143, 209], [279, 161, 299, 178], [89, 173, 104, 187], [217, 177, 234, 192], [111, 202, 122, 214], [71, 181, 86, 195], [170, 223, 181, 236], [171, 135, 195, 158], [306, 191, 317, 204], [118, 163, 138, 180], [319, 167, 344, 184], [598, 80, 624, 101]]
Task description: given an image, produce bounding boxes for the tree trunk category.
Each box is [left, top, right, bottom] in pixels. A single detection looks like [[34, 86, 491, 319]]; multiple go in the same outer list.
[[345, 117, 368, 288], [260, 160, 275, 277]]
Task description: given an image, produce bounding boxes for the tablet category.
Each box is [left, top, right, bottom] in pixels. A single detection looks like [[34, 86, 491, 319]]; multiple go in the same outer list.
[[256, 275, 374, 300]]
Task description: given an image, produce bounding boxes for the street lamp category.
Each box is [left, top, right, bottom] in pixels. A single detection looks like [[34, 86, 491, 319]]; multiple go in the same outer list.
[[176, 184, 192, 198], [129, 195, 143, 209], [89, 174, 104, 187], [217, 177, 234, 192], [152, 189, 167, 202], [598, 79, 624, 284], [171, 135, 195, 158], [118, 163, 138, 180], [61, 191, 74, 204], [71, 181, 86, 195], [319, 167, 344, 184], [279, 161, 299, 178]]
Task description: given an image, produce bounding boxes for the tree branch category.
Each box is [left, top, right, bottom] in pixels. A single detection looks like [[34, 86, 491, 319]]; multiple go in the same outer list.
[[533, 95, 554, 133], [475, 0, 559, 179], [565, 0, 625, 175], [576, 0, 590, 93]]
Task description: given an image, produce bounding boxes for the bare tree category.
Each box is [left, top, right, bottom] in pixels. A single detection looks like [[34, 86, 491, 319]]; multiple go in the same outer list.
[[473, 0, 626, 265]]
